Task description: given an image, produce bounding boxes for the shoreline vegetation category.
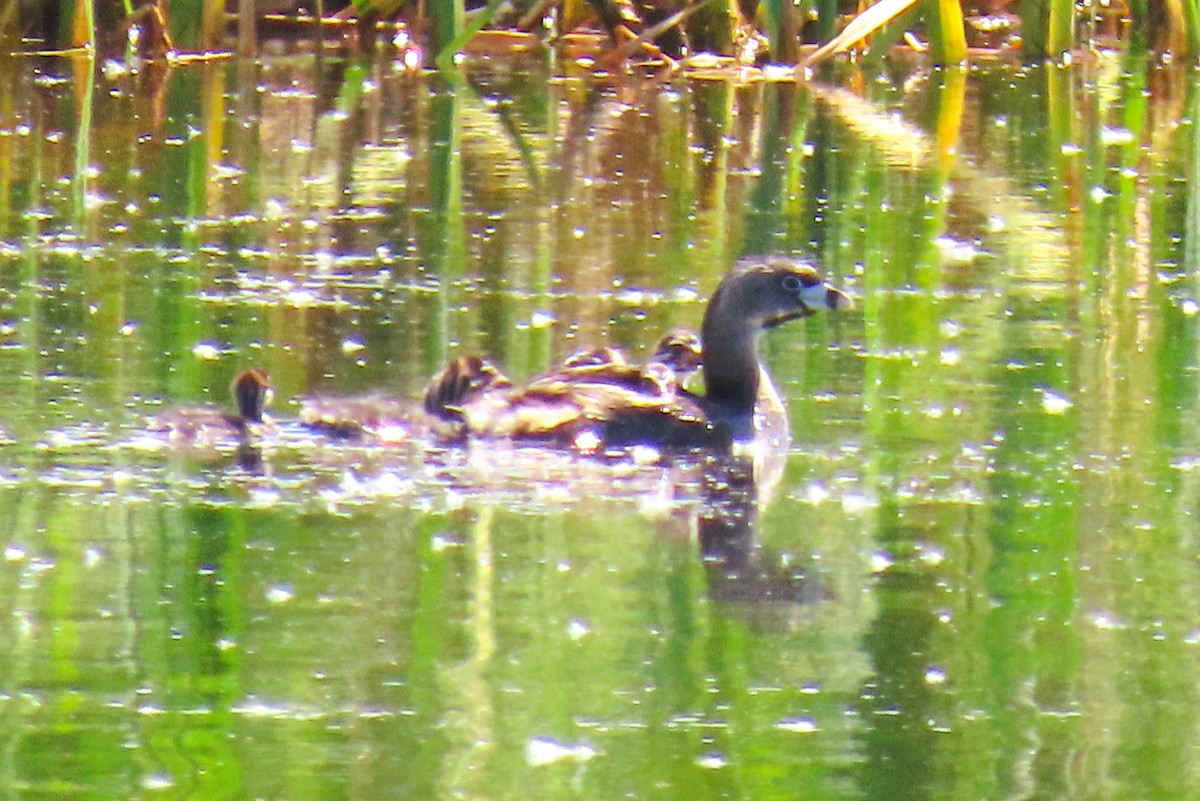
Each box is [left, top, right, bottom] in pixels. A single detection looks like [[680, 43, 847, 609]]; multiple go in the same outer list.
[[0, 1, 1195, 73]]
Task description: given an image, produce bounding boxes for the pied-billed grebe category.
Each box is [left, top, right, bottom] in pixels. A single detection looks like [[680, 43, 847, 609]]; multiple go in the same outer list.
[[300, 257, 846, 450], [149, 367, 273, 445], [698, 258, 844, 423], [452, 257, 847, 448]]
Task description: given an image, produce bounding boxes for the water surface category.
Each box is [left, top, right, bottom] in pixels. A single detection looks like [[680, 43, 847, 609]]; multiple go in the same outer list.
[[0, 47, 1197, 801]]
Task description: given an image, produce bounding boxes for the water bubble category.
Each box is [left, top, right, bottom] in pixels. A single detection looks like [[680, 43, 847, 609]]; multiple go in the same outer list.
[[616, 288, 654, 305], [841, 492, 873, 514], [192, 342, 221, 360], [1089, 611, 1124, 630], [526, 737, 597, 767], [142, 773, 173, 791], [629, 445, 661, 465], [573, 430, 601, 454], [1100, 126, 1135, 146], [431, 532, 461, 552], [1040, 390, 1072, 415], [567, 619, 590, 641], [917, 545, 945, 566], [934, 236, 981, 264], [776, 717, 818, 733], [284, 287, 317, 307], [376, 425, 408, 444], [265, 586, 294, 605]]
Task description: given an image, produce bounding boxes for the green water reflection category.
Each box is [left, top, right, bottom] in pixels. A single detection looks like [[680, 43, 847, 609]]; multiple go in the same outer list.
[[0, 47, 1199, 801]]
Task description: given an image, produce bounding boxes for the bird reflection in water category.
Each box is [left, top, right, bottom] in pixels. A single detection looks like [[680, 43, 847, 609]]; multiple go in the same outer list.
[[697, 455, 826, 612]]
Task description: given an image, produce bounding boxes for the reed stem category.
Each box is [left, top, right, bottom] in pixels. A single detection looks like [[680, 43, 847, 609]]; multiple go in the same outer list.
[[239, 0, 256, 56], [926, 0, 966, 64], [1047, 0, 1074, 57], [1183, 0, 1200, 53], [430, 0, 466, 64], [72, 0, 96, 48], [815, 0, 837, 43]]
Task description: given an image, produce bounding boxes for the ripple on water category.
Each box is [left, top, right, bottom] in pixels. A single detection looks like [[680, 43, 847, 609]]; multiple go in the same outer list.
[[24, 418, 726, 515]]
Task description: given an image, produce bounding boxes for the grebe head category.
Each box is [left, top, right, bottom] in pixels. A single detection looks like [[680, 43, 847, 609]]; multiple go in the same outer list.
[[562, 345, 628, 369], [701, 257, 849, 415], [232, 368, 273, 424], [423, 355, 512, 419], [650, 329, 703, 375]]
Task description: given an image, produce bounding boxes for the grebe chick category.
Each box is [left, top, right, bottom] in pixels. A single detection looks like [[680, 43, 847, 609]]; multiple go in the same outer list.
[[647, 329, 703, 391], [299, 355, 511, 442], [423, 355, 513, 421], [561, 345, 627, 369], [149, 367, 273, 445]]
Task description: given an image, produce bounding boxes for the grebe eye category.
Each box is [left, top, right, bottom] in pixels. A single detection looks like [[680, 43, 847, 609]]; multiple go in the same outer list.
[[782, 275, 803, 292]]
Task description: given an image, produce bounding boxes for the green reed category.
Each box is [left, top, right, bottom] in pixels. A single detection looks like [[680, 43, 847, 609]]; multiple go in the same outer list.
[[73, 0, 96, 48], [164, 0, 226, 49], [15, 1, 1200, 67], [762, 0, 804, 62], [927, 0, 966, 62], [1158, 0, 1200, 54], [1187, 0, 1200, 52]]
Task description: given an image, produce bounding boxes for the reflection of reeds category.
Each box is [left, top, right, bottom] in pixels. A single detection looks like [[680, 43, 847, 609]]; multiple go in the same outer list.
[[13, 1, 1200, 67], [808, 79, 1071, 289], [70, 0, 94, 48], [71, 55, 93, 229]]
